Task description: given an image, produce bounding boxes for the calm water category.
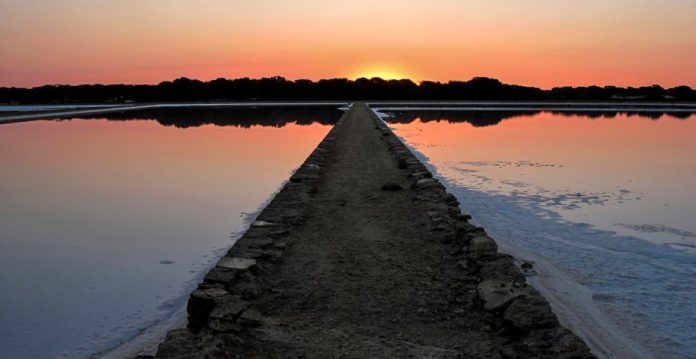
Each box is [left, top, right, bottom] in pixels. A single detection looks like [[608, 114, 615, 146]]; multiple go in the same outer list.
[[0, 107, 338, 358], [383, 110, 696, 359]]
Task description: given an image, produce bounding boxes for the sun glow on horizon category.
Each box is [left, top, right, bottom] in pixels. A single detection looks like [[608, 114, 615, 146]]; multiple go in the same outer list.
[[349, 64, 418, 82], [1, 1, 695, 87]]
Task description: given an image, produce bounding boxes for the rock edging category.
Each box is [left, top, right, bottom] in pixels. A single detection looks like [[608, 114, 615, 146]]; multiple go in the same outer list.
[[141, 106, 351, 358], [369, 108, 593, 358]]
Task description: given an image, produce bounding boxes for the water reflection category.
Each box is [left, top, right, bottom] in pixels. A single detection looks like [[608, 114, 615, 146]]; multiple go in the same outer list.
[[388, 112, 696, 358], [40, 106, 341, 128], [0, 107, 338, 358], [384, 109, 694, 127]]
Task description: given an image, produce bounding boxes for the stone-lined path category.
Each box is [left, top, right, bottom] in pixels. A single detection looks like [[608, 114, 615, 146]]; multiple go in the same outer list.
[[149, 104, 593, 358]]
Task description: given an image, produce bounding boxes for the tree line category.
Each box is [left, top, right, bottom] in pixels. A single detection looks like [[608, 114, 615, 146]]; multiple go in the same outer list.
[[1, 76, 695, 103]]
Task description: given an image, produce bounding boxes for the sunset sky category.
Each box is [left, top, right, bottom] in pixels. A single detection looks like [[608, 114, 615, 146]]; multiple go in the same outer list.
[[1, 0, 695, 88]]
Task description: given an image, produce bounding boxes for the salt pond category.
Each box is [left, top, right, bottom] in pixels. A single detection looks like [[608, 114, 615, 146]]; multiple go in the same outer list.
[[383, 109, 696, 358], [0, 106, 339, 358]]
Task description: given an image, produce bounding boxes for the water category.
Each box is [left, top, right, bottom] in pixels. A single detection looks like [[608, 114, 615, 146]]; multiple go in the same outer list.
[[0, 104, 122, 114], [0, 106, 339, 358], [0, 103, 349, 124], [383, 110, 696, 358]]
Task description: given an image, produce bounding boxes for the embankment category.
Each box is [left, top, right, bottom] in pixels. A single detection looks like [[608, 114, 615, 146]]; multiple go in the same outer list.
[[142, 103, 593, 358]]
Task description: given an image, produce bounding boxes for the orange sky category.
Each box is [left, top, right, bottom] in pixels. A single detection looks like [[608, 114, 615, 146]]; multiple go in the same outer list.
[[1, 0, 695, 88]]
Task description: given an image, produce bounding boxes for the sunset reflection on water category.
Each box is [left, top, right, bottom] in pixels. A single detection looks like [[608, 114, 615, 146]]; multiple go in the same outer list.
[[0, 110, 336, 358]]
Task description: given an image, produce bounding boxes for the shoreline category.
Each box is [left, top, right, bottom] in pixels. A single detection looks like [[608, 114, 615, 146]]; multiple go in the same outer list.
[[99, 178, 300, 358], [384, 126, 650, 358]]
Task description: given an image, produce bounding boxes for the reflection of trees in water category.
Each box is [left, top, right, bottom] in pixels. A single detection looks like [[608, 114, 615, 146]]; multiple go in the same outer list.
[[386, 110, 694, 127], [59, 107, 342, 128], [386, 111, 537, 127]]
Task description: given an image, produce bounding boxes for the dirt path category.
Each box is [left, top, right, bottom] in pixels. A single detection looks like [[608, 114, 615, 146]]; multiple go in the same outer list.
[[151, 104, 592, 358], [240, 103, 504, 357]]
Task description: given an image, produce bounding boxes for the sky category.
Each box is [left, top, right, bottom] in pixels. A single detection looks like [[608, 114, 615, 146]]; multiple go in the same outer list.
[[1, 0, 695, 88]]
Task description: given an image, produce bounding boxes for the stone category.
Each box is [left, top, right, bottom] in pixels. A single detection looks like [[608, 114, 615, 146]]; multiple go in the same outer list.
[[227, 246, 264, 259], [477, 280, 533, 312], [187, 287, 231, 332], [217, 257, 256, 270], [478, 256, 525, 282], [457, 223, 483, 235], [411, 178, 440, 190], [503, 296, 557, 331], [209, 296, 248, 320], [468, 236, 498, 258], [408, 164, 429, 173], [227, 277, 260, 299], [411, 171, 433, 179], [239, 308, 263, 326], [444, 194, 459, 206], [381, 182, 403, 191], [459, 213, 472, 220], [204, 266, 238, 284], [206, 297, 248, 333]]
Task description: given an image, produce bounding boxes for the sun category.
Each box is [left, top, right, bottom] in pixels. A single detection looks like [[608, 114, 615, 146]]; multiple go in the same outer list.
[[349, 64, 415, 81]]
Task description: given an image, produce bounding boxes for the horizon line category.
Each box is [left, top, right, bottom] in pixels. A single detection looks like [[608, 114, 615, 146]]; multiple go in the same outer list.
[[2, 76, 693, 91]]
